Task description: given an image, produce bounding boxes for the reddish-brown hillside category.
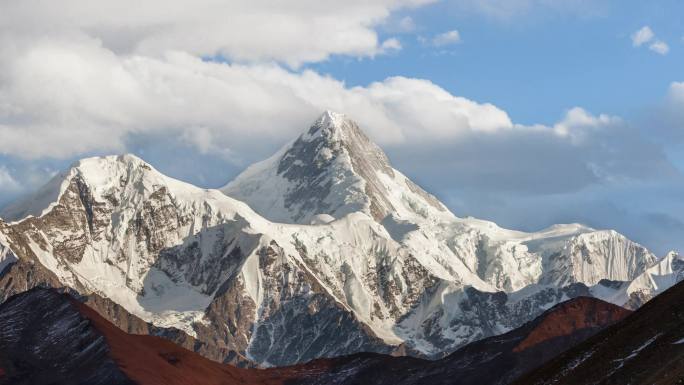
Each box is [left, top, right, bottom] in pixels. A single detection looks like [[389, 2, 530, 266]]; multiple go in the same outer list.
[[513, 296, 631, 352], [73, 298, 298, 385]]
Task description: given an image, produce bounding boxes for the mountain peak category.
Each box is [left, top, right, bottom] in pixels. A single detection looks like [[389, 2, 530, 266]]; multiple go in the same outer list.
[[1, 154, 174, 222], [223, 112, 449, 224], [302, 110, 375, 149], [314, 109, 346, 129]]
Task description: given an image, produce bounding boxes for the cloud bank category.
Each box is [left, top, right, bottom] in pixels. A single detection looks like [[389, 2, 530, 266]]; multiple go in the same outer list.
[[0, 0, 435, 67]]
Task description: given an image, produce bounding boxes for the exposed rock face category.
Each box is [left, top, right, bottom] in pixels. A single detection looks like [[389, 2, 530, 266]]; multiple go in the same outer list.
[[0, 111, 672, 366], [222, 110, 430, 224]]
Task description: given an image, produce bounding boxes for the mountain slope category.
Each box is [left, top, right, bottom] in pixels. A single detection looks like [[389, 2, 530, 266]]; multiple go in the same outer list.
[[0, 289, 629, 385], [0, 155, 402, 365], [0, 288, 298, 385], [0, 288, 133, 385], [0, 111, 672, 366], [515, 280, 684, 385], [295, 296, 630, 385]]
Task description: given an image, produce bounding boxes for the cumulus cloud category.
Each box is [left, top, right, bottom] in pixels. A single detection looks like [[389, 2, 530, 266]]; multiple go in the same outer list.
[[552, 107, 621, 143], [0, 0, 433, 67], [431, 30, 462, 46], [632, 26, 655, 47], [0, 33, 515, 160]]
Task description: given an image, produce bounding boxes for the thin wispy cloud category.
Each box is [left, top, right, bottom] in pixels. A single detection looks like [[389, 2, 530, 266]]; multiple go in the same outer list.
[[431, 30, 462, 46], [649, 40, 670, 55], [391, 16, 417, 33]]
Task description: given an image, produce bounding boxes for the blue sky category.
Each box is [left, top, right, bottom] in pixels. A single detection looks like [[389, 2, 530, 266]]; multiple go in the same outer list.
[[311, 0, 683, 125], [0, 0, 682, 255]]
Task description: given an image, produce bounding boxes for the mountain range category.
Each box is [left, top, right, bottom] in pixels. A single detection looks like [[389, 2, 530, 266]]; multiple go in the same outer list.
[[0, 111, 680, 367]]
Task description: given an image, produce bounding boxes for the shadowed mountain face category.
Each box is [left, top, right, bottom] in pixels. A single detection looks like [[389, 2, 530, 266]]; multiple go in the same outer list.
[[0, 288, 133, 385], [515, 280, 684, 385], [0, 289, 628, 385]]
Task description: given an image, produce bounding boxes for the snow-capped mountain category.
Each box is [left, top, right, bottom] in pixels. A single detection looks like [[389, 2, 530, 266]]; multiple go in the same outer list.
[[222, 110, 450, 225], [0, 111, 677, 366]]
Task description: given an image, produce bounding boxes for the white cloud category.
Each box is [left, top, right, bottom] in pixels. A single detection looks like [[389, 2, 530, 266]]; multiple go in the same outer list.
[[380, 38, 403, 52], [0, 19, 666, 195], [631, 26, 669, 55], [649, 40, 670, 55], [632, 26, 655, 47], [432, 30, 462, 46], [0, 34, 514, 159], [0, 0, 435, 67], [0, 0, 677, 210], [1, 27, 671, 203], [553, 107, 621, 143]]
